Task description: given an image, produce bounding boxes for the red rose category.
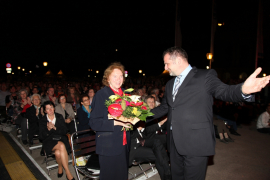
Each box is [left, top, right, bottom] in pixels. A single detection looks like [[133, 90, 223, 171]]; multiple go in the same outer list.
[[135, 102, 143, 106], [130, 102, 136, 106], [141, 106, 147, 110], [108, 104, 123, 117]]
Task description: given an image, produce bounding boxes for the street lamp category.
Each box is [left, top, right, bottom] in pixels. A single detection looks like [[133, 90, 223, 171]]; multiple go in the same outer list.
[[206, 66, 209, 69], [18, 66, 21, 70], [29, 71, 32, 73], [206, 53, 213, 69], [96, 70, 99, 74], [22, 68, 25, 71], [139, 70, 142, 73], [43, 62, 48, 66], [263, 73, 266, 77], [143, 73, 145, 76]]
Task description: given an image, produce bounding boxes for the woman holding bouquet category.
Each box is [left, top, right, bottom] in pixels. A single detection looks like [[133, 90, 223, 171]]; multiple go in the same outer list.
[[89, 62, 131, 180]]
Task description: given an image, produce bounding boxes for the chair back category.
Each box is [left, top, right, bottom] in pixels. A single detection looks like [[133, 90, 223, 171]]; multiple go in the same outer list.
[[70, 130, 96, 167]]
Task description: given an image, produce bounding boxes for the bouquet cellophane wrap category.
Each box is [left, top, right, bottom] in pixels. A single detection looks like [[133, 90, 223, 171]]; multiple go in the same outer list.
[[108, 114, 141, 125]]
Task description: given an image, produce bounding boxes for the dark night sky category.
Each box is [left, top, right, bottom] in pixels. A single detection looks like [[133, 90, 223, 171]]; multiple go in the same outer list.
[[0, 0, 269, 78]]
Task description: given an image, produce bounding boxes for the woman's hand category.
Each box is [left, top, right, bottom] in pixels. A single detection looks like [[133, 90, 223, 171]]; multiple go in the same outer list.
[[65, 118, 71, 124], [27, 97, 31, 105], [47, 122, 56, 131], [114, 120, 131, 128]]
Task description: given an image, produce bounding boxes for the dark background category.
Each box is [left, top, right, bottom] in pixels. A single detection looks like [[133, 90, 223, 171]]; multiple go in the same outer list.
[[0, 0, 269, 78]]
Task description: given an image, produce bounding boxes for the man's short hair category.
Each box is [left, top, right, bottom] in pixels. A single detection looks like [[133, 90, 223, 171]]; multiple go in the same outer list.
[[47, 87, 54, 92], [163, 46, 188, 61], [144, 95, 155, 103], [31, 93, 41, 101]]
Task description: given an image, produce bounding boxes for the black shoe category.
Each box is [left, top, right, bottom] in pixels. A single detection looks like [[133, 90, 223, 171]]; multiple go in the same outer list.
[[219, 139, 228, 144], [66, 175, 75, 180], [231, 131, 241, 136], [58, 172, 63, 178], [225, 138, 234, 142], [22, 140, 28, 145], [40, 150, 45, 156]]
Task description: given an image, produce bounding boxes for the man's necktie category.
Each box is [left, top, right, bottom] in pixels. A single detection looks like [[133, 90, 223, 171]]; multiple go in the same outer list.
[[172, 75, 182, 101]]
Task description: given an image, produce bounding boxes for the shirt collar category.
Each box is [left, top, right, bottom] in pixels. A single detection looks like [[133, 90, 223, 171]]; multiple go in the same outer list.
[[179, 64, 192, 77]]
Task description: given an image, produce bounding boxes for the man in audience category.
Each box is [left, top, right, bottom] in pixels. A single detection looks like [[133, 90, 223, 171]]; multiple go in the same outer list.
[[5, 86, 17, 119], [0, 83, 10, 121], [26, 94, 44, 145], [41, 87, 58, 105], [129, 118, 170, 180], [145, 95, 167, 146], [257, 104, 270, 134]]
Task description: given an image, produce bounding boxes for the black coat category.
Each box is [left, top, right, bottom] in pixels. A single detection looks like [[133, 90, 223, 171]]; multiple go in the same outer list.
[[89, 86, 130, 156], [151, 67, 254, 156], [77, 106, 91, 132], [39, 113, 71, 155], [25, 105, 44, 139]]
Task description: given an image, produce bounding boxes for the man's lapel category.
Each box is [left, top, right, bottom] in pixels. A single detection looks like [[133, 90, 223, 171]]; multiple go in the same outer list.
[[174, 67, 197, 102]]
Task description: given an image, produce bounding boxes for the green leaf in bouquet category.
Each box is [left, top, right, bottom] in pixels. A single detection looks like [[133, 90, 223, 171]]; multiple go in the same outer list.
[[136, 110, 142, 117], [138, 114, 148, 121], [147, 112, 154, 116], [121, 100, 126, 110], [124, 88, 134, 93], [109, 95, 119, 101]]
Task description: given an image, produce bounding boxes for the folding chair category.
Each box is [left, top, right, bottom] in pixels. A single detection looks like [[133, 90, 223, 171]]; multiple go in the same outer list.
[[29, 134, 42, 154], [129, 160, 156, 179], [70, 129, 100, 180]]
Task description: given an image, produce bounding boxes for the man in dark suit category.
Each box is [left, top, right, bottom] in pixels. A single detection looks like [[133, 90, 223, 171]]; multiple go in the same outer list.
[[129, 119, 170, 180], [150, 47, 270, 180]]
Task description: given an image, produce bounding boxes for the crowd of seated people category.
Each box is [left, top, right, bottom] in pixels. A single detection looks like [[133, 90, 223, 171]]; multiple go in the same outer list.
[[0, 75, 269, 179]]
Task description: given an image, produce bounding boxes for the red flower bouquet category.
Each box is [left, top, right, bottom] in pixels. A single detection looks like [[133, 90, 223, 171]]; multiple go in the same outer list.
[[105, 88, 154, 130]]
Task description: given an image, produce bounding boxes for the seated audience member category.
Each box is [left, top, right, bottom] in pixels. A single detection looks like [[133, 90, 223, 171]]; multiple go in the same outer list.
[[87, 88, 95, 106], [41, 87, 58, 106], [137, 89, 146, 101], [152, 88, 160, 102], [25, 94, 45, 145], [213, 118, 234, 144], [13, 89, 32, 144], [82, 86, 88, 94], [216, 102, 241, 136], [66, 87, 80, 110], [39, 101, 74, 180], [55, 95, 76, 134], [129, 119, 171, 180], [5, 86, 17, 118], [150, 93, 161, 107], [0, 83, 11, 120], [145, 95, 167, 146], [257, 105, 270, 134], [77, 95, 91, 131], [31, 87, 39, 96], [55, 85, 66, 98]]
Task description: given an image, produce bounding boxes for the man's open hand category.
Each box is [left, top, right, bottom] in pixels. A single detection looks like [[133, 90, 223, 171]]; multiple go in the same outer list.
[[242, 67, 270, 95]]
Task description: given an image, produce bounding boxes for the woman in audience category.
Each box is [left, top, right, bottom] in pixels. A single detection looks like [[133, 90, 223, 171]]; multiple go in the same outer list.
[[13, 89, 32, 145], [39, 101, 74, 180], [55, 94, 76, 134], [66, 87, 80, 110], [25, 94, 44, 145], [77, 94, 91, 132], [87, 88, 95, 106]]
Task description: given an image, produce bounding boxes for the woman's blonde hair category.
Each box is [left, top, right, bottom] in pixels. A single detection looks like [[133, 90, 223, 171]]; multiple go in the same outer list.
[[102, 62, 125, 86]]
